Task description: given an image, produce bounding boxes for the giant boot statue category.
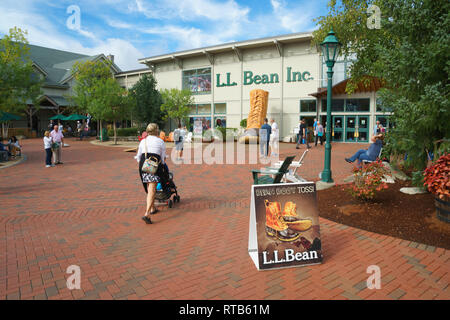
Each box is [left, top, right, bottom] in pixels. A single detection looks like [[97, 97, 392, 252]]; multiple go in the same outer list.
[[239, 89, 269, 144]]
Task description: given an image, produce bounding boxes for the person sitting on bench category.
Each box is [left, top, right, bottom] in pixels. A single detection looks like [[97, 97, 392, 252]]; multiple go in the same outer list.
[[345, 133, 384, 166]]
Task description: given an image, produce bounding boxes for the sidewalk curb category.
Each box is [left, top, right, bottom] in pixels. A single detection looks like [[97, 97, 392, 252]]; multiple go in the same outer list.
[[0, 154, 27, 170]]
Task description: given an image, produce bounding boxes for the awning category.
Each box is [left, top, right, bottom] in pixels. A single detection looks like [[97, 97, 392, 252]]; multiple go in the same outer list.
[[0, 111, 22, 122], [309, 76, 384, 98], [65, 114, 88, 121], [49, 114, 69, 120]]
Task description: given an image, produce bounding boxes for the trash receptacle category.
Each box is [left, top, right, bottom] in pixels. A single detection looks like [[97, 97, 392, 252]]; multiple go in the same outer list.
[[101, 128, 109, 142]]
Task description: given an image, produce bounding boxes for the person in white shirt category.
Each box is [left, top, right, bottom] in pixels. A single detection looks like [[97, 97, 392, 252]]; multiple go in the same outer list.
[[136, 123, 167, 224], [269, 119, 279, 156], [50, 125, 64, 164], [174, 124, 185, 161], [43, 131, 54, 167]]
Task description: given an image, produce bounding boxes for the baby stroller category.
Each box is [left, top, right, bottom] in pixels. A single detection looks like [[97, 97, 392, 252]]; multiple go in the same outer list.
[[155, 163, 180, 208]]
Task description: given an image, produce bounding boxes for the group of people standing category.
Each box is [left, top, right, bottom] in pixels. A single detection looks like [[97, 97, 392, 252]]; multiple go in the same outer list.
[[260, 118, 279, 157], [296, 118, 324, 149], [43, 125, 64, 167]]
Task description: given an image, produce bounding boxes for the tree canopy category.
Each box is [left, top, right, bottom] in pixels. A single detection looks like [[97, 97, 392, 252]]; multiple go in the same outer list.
[[129, 73, 164, 128], [0, 27, 42, 115], [313, 0, 450, 172], [160, 88, 193, 127], [71, 59, 114, 114]]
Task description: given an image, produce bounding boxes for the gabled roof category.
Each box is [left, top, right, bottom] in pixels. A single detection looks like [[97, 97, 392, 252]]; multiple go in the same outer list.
[[27, 44, 122, 86]]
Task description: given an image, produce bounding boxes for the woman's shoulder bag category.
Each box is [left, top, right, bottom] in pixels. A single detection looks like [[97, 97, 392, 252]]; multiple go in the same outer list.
[[141, 137, 160, 174]]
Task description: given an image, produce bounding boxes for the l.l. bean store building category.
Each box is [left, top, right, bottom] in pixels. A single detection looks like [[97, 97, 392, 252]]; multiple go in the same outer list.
[[118, 31, 389, 143]]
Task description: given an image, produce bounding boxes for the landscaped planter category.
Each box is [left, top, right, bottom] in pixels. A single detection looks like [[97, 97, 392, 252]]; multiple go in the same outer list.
[[435, 196, 450, 223]]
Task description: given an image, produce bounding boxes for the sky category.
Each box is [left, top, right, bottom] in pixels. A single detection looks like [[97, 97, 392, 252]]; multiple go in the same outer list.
[[0, 0, 329, 71]]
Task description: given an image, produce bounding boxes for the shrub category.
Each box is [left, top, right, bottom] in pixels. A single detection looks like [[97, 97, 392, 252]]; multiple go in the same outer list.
[[240, 118, 247, 128], [423, 153, 450, 200], [107, 127, 144, 137], [348, 160, 391, 201], [215, 127, 237, 141]]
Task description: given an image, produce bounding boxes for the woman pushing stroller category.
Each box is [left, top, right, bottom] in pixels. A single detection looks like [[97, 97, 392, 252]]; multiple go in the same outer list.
[[136, 123, 166, 224]]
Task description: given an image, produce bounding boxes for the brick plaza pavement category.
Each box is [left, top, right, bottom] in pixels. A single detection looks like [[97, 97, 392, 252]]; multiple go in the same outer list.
[[0, 138, 448, 300]]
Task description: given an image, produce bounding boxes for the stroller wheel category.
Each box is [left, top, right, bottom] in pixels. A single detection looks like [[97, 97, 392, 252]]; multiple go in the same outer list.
[[174, 195, 180, 203], [168, 199, 173, 208]]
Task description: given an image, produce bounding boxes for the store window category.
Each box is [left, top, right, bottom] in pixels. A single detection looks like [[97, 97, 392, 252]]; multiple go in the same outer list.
[[189, 117, 212, 132], [345, 99, 370, 112], [214, 103, 226, 114], [376, 98, 393, 112], [322, 59, 353, 87], [376, 115, 395, 130], [321, 99, 345, 112], [214, 117, 227, 128], [197, 104, 211, 114], [300, 100, 317, 113], [182, 67, 212, 94]]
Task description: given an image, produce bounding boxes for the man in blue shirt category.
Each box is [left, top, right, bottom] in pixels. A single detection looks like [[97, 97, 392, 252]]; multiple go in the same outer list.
[[345, 133, 384, 166], [260, 118, 272, 157]]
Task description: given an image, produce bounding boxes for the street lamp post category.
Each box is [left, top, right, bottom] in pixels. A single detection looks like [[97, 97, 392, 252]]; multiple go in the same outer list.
[[320, 28, 341, 183]]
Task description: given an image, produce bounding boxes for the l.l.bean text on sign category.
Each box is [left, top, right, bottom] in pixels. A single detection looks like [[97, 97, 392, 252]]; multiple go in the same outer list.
[[216, 67, 314, 87]]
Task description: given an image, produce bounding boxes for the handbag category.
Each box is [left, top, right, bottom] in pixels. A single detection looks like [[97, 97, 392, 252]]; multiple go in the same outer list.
[[141, 138, 160, 174], [51, 142, 59, 150]]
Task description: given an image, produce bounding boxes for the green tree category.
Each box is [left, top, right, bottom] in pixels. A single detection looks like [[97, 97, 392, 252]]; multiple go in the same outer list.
[[71, 59, 115, 140], [129, 73, 164, 128], [160, 88, 193, 127], [71, 59, 114, 114], [89, 78, 130, 144], [313, 0, 450, 173], [0, 27, 42, 135]]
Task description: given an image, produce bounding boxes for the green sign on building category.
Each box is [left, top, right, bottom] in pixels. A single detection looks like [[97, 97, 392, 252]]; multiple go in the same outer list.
[[216, 67, 313, 87]]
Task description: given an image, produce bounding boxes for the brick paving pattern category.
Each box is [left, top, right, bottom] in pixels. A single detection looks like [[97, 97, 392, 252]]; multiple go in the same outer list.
[[0, 138, 448, 300]]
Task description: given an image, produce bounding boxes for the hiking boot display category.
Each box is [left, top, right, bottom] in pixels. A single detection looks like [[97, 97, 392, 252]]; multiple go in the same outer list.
[[264, 200, 300, 242], [282, 201, 313, 232]]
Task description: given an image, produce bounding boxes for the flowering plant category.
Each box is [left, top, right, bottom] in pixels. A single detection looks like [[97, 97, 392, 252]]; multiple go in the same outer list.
[[423, 153, 450, 200], [348, 160, 390, 200]]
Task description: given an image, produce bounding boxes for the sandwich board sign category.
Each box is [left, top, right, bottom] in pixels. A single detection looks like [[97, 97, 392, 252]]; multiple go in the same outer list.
[[248, 182, 323, 270]]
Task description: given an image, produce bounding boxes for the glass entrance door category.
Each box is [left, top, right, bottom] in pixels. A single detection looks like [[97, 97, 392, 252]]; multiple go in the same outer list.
[[345, 115, 369, 142], [332, 116, 344, 142], [357, 116, 369, 142]]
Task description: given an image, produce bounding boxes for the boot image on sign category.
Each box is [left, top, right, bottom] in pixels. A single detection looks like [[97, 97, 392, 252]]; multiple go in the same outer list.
[[264, 200, 300, 242], [281, 201, 313, 232]]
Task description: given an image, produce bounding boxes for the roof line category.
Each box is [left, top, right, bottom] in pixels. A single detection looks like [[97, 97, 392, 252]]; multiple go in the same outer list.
[[139, 31, 313, 63]]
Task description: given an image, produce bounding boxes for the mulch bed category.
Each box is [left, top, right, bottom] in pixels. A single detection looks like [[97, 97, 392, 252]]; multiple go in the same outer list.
[[318, 180, 450, 249]]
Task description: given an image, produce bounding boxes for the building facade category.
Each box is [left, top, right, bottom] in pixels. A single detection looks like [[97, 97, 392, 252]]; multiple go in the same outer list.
[[137, 32, 391, 142], [9, 44, 120, 136]]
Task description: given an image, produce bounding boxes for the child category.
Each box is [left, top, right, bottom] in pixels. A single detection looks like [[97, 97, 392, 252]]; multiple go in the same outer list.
[[43, 131, 54, 167]]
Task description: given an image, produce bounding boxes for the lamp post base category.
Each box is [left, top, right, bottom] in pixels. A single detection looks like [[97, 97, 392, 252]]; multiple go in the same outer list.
[[316, 180, 335, 191]]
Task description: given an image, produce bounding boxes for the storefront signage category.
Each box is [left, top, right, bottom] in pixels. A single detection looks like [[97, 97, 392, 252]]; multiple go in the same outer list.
[[248, 182, 323, 270], [216, 67, 313, 87]]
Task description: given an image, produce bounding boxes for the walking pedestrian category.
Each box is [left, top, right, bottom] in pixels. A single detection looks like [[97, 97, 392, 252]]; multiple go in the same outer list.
[[269, 118, 279, 156], [77, 121, 82, 139], [315, 121, 324, 146], [43, 131, 54, 168], [260, 118, 271, 157], [174, 124, 185, 161], [296, 119, 310, 149], [136, 123, 167, 224], [50, 125, 64, 165]]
